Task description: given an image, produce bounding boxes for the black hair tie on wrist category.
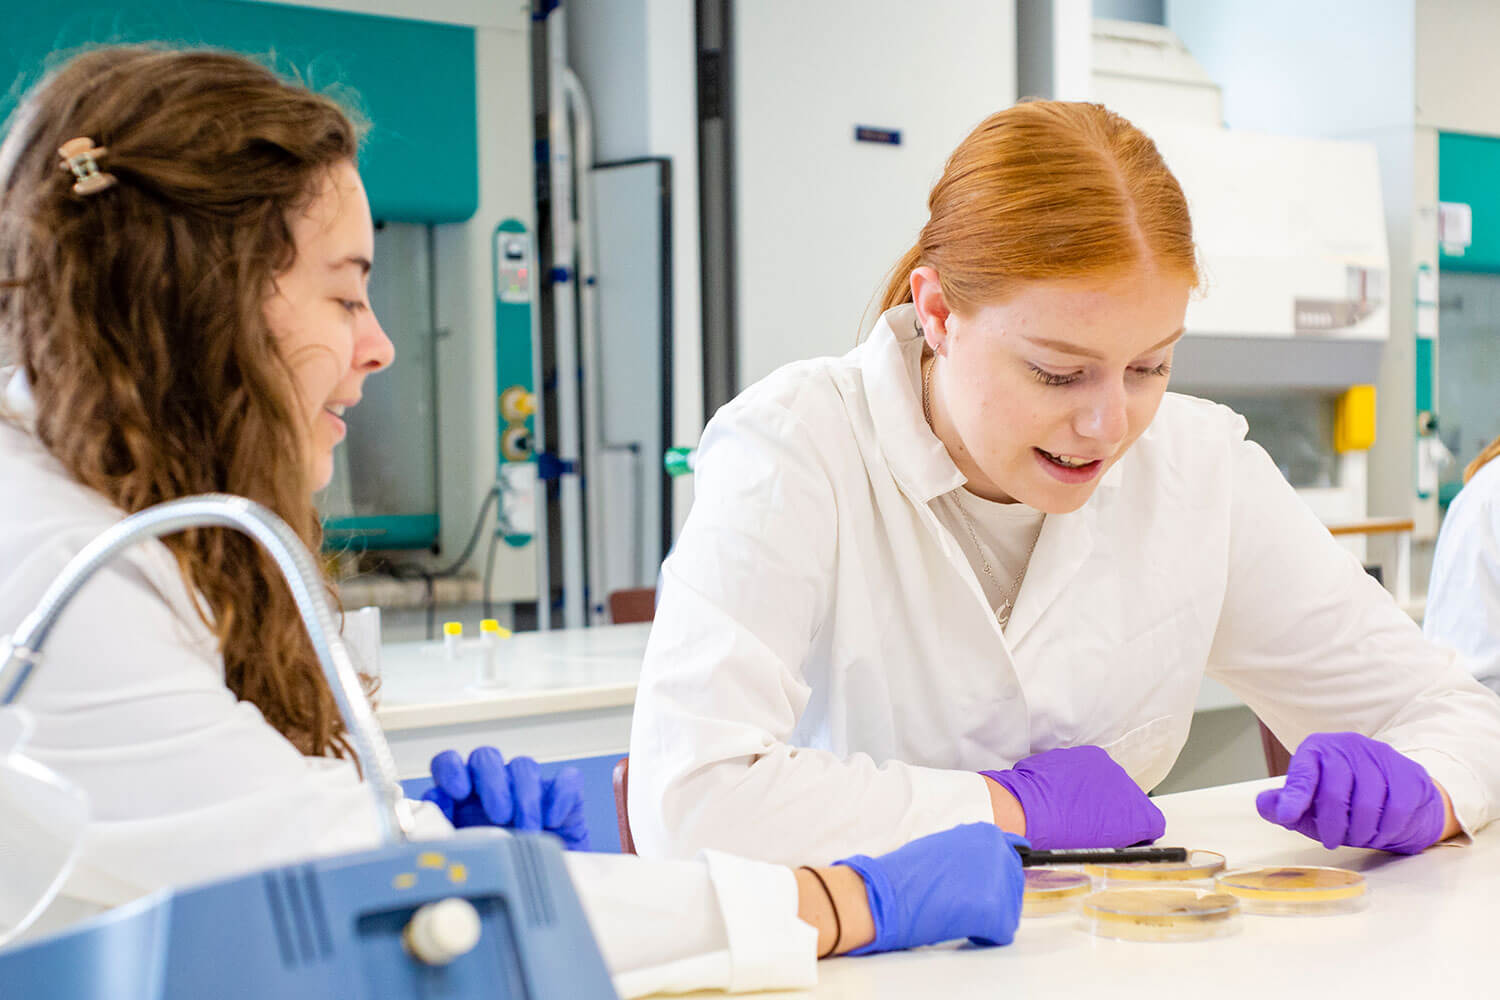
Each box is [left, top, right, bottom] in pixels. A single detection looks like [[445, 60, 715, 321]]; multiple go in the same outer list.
[[800, 866, 842, 959]]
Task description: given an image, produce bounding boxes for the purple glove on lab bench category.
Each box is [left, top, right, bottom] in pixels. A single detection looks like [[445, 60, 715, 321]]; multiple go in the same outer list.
[[981, 745, 1165, 849], [836, 823, 1031, 953], [1255, 732, 1446, 855]]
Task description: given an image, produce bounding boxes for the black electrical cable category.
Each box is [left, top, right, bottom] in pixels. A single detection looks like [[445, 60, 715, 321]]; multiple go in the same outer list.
[[482, 524, 502, 620], [377, 485, 502, 640], [424, 575, 437, 641], [427, 485, 501, 578]]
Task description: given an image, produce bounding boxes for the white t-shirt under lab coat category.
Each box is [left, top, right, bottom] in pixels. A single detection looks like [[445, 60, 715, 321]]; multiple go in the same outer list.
[[627, 304, 1500, 866], [0, 370, 814, 998], [934, 490, 1046, 624], [1425, 456, 1500, 697]]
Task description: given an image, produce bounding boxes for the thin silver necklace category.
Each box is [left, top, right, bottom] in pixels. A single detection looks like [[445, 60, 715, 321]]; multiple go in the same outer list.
[[923, 353, 1042, 629]]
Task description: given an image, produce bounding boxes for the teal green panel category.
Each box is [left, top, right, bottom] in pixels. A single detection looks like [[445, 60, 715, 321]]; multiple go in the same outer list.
[[494, 218, 535, 548], [1415, 336, 1434, 413], [1438, 132, 1500, 273], [323, 513, 439, 551], [0, 1, 476, 223], [494, 219, 535, 402]]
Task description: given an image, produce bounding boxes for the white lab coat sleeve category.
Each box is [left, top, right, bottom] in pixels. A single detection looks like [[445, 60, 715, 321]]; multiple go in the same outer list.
[[566, 849, 816, 999], [628, 387, 993, 865], [1423, 478, 1500, 697], [1206, 437, 1500, 837], [4, 526, 451, 911]]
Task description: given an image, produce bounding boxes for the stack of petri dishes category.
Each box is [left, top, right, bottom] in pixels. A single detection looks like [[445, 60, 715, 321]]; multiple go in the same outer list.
[[1021, 848, 1367, 941]]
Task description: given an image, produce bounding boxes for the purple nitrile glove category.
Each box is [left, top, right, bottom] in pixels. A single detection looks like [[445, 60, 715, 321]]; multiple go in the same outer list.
[[422, 747, 591, 850], [1255, 732, 1446, 855], [835, 824, 1030, 954], [981, 745, 1165, 849]]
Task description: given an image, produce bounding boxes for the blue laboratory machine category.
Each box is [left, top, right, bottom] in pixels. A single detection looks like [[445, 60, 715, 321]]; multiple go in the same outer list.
[[0, 496, 616, 1000], [0, 834, 615, 1000]]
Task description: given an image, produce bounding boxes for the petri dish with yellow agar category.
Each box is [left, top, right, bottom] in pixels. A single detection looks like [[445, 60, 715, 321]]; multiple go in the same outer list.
[[1021, 868, 1093, 917], [1213, 866, 1367, 916], [1084, 849, 1226, 887], [1081, 887, 1241, 942]]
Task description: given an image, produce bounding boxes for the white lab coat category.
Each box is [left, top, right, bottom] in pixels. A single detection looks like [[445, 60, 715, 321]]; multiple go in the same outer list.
[[1424, 456, 1500, 697], [628, 304, 1500, 865], [0, 369, 814, 998]]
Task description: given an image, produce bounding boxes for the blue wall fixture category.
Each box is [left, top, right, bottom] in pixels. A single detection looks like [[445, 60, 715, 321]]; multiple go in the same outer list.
[[1, 1, 478, 223]]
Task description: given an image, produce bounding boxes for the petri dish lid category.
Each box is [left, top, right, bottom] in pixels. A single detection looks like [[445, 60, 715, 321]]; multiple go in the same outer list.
[[1085, 849, 1227, 883], [1024, 867, 1092, 899], [1022, 868, 1093, 917], [1082, 887, 1241, 942], [1214, 866, 1367, 908]]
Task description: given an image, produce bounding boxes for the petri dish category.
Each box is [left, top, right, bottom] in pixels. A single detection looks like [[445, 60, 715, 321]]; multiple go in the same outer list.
[[1085, 849, 1227, 886], [1213, 866, 1367, 916], [1081, 887, 1241, 942], [1022, 868, 1093, 917]]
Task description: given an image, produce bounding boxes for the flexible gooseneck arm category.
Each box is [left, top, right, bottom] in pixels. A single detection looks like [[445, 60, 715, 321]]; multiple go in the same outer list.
[[0, 494, 414, 845]]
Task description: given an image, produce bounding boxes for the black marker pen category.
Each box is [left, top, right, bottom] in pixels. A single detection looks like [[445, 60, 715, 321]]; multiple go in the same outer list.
[[1015, 846, 1189, 866]]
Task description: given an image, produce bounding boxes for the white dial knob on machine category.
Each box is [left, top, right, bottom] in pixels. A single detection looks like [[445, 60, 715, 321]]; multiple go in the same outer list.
[[403, 897, 482, 966]]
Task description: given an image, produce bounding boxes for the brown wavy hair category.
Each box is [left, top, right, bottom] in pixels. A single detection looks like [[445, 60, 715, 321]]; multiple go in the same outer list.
[[879, 100, 1199, 314], [0, 45, 368, 758]]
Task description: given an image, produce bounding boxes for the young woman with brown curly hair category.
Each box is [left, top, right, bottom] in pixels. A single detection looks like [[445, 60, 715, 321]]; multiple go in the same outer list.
[[0, 45, 1037, 992]]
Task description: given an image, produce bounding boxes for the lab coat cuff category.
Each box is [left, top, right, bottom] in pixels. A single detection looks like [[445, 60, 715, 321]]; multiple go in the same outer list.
[[1401, 747, 1486, 842], [702, 848, 819, 993], [931, 769, 1006, 832]]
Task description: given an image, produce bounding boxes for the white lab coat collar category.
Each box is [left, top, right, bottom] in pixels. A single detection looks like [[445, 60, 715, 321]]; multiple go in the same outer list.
[[859, 304, 967, 503], [859, 305, 1119, 645], [1, 366, 36, 430]]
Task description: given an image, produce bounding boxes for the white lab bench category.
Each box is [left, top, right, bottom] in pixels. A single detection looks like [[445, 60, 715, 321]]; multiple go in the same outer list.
[[661, 776, 1500, 999], [375, 623, 650, 779], [374, 623, 1253, 779]]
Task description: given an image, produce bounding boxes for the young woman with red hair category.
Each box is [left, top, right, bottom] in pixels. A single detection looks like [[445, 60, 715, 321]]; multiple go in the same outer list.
[[629, 101, 1500, 869]]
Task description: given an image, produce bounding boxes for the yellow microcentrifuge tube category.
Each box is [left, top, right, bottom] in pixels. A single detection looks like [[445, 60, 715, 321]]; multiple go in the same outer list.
[[476, 619, 512, 687], [443, 621, 463, 661]]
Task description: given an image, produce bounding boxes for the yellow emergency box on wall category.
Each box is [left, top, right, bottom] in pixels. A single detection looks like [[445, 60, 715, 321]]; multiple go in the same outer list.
[[1335, 385, 1377, 452]]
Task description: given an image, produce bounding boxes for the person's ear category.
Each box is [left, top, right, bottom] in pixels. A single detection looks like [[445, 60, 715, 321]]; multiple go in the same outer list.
[[909, 266, 951, 355]]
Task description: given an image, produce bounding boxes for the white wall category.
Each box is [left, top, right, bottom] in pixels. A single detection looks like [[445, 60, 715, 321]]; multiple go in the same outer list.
[[568, 1, 649, 161], [1416, 0, 1500, 134], [645, 0, 705, 535], [1167, 0, 1415, 139], [566, 0, 704, 536], [731, 0, 1018, 389]]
